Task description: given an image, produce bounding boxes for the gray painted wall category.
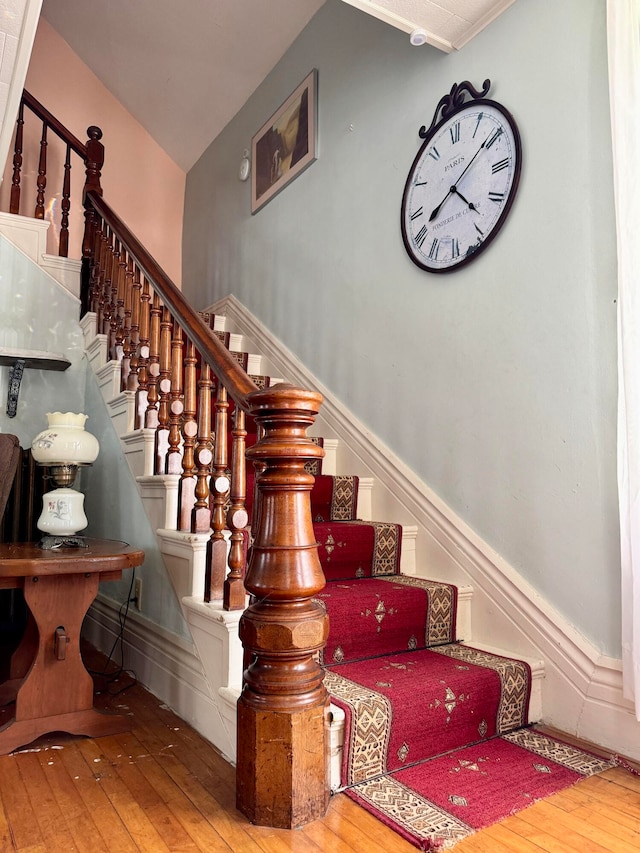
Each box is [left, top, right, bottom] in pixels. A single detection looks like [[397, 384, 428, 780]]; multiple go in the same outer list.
[[182, 0, 619, 655]]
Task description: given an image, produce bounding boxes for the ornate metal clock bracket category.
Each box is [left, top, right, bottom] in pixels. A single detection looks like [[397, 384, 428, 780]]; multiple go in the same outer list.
[[419, 79, 492, 139]]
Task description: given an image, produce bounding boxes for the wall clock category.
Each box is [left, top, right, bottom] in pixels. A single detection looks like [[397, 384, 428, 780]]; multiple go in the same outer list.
[[401, 79, 522, 273]]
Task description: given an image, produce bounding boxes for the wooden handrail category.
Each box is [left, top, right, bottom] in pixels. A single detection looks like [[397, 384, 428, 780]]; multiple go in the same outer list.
[[22, 90, 87, 159], [85, 191, 259, 408]]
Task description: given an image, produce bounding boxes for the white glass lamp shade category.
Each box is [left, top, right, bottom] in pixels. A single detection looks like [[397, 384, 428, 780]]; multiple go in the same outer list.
[[31, 412, 99, 465]]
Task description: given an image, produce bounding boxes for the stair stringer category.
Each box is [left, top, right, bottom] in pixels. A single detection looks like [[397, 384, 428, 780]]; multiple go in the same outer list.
[[210, 294, 640, 763]]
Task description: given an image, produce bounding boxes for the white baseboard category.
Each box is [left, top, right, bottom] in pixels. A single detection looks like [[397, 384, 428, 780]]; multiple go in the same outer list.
[[84, 595, 238, 763], [210, 294, 640, 761]]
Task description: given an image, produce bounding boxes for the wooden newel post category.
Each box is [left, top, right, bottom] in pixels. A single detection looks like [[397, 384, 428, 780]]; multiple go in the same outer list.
[[236, 384, 330, 829], [81, 126, 104, 316]]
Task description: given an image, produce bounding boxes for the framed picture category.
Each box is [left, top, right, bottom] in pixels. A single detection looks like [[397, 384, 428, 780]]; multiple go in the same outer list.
[[251, 69, 318, 213]]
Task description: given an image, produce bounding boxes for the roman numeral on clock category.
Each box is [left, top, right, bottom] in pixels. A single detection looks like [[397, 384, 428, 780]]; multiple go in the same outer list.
[[415, 225, 428, 248], [410, 207, 423, 221], [491, 158, 510, 174], [450, 122, 460, 145], [428, 147, 440, 161], [488, 191, 504, 203], [428, 238, 439, 259]]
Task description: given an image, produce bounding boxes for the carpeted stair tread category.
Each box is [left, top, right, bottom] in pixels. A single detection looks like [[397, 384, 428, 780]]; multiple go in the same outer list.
[[315, 520, 403, 581], [325, 642, 531, 786], [344, 728, 612, 851], [318, 576, 458, 664], [245, 470, 358, 523]]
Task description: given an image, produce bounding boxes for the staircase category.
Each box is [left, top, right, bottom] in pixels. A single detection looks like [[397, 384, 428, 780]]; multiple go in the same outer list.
[[0, 89, 556, 833], [76, 281, 543, 781]]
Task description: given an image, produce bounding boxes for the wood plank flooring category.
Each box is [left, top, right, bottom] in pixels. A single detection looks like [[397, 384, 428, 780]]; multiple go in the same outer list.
[[0, 647, 639, 852]]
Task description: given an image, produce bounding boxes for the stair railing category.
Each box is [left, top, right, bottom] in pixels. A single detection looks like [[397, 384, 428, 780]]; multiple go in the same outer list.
[[9, 90, 103, 259], [83, 188, 330, 825], [7, 95, 331, 826]]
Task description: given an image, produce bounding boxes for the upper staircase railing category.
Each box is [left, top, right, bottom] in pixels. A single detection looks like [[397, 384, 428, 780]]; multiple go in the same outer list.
[[4, 91, 331, 826]]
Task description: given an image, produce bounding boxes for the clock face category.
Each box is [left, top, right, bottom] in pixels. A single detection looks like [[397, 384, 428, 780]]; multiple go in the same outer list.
[[401, 100, 521, 273]]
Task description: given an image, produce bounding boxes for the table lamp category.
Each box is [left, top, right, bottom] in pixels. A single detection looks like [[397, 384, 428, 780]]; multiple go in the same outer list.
[[31, 412, 99, 548]]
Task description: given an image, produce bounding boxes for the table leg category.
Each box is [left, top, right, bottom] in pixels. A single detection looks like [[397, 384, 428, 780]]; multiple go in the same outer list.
[[0, 612, 38, 707], [0, 573, 130, 755]]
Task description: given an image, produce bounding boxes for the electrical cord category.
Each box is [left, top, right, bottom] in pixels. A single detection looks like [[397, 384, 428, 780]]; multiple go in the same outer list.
[[87, 568, 139, 695]]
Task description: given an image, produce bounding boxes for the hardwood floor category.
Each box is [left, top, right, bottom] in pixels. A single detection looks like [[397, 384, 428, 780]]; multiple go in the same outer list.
[[0, 647, 639, 852]]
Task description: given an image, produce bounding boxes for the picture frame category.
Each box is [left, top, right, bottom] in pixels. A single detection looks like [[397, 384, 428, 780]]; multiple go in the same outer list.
[[251, 69, 318, 214]]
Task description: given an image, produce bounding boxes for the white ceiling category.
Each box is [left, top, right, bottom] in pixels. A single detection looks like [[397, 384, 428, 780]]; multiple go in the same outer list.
[[40, 0, 516, 172]]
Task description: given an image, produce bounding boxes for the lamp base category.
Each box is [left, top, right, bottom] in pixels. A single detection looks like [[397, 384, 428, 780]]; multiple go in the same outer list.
[[38, 535, 89, 550]]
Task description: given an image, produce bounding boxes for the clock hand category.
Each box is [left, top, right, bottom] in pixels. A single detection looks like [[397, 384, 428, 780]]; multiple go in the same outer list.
[[428, 186, 456, 222], [428, 135, 490, 221], [452, 188, 479, 213]]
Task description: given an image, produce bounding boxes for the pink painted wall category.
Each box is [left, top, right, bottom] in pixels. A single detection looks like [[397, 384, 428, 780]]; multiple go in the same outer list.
[[12, 18, 185, 285]]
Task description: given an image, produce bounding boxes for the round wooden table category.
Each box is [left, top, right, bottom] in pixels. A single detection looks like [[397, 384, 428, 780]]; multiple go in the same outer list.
[[0, 538, 144, 754]]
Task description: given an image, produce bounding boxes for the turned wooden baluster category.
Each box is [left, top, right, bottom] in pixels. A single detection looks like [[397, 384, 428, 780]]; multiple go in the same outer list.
[[94, 224, 108, 331], [81, 127, 104, 316], [207, 383, 229, 601], [178, 341, 198, 531], [126, 263, 142, 393], [224, 408, 248, 610], [166, 324, 184, 475], [10, 101, 24, 215], [112, 239, 127, 361], [193, 363, 213, 537], [145, 292, 161, 429], [86, 218, 101, 315], [154, 305, 172, 473], [120, 256, 135, 390], [34, 121, 47, 220], [135, 279, 151, 424], [100, 227, 113, 337], [236, 385, 328, 828], [59, 144, 72, 258]]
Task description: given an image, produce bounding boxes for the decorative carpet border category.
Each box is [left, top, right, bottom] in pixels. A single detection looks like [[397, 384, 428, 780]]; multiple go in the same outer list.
[[379, 576, 458, 647]]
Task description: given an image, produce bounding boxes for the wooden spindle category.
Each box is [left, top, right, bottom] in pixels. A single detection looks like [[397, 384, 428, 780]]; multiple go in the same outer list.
[[208, 383, 229, 601], [178, 341, 198, 531], [145, 292, 161, 429], [166, 324, 184, 474], [154, 305, 172, 473], [59, 144, 71, 257], [99, 227, 113, 337], [120, 256, 135, 390], [236, 385, 328, 828], [135, 279, 151, 425], [34, 121, 47, 220], [126, 263, 142, 393], [10, 101, 24, 215], [224, 408, 248, 610], [193, 363, 213, 537], [94, 224, 108, 330], [112, 239, 127, 361], [87, 216, 101, 314]]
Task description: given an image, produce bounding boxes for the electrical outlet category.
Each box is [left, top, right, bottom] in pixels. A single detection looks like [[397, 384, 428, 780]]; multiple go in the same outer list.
[[134, 577, 142, 611]]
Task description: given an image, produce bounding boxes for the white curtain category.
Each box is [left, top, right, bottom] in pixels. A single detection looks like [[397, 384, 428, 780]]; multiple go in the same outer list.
[[608, 0, 640, 718]]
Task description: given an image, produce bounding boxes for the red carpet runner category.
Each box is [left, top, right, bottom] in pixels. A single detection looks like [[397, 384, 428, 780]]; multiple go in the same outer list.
[[344, 728, 612, 851], [307, 477, 612, 849]]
